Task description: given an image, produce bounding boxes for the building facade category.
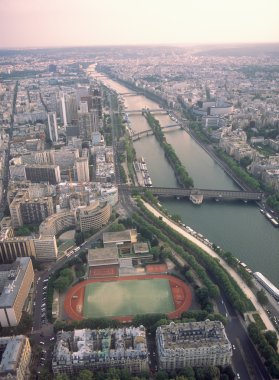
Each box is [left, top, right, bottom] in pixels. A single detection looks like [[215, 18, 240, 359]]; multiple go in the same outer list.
[[52, 327, 148, 376], [47, 112, 58, 143], [9, 190, 54, 228], [39, 211, 76, 236], [76, 201, 111, 232], [25, 164, 61, 185], [0, 258, 34, 327], [75, 157, 90, 183], [156, 321, 232, 370], [0, 335, 31, 380]]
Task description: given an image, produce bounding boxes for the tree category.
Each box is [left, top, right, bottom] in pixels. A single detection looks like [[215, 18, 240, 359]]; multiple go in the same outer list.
[[108, 222, 125, 232], [256, 289, 268, 306], [78, 369, 94, 380], [156, 371, 168, 380], [196, 287, 210, 309], [53, 276, 70, 292], [264, 330, 278, 351], [55, 374, 70, 380]]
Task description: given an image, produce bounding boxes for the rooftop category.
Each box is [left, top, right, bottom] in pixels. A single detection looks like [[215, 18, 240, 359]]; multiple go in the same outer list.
[[0, 335, 29, 374], [88, 247, 119, 266], [157, 321, 231, 350], [103, 229, 137, 245], [0, 257, 32, 308]]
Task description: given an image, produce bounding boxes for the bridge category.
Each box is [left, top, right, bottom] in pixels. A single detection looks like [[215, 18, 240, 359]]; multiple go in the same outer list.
[[131, 124, 181, 141], [119, 92, 144, 97], [125, 108, 167, 115], [120, 185, 263, 202]]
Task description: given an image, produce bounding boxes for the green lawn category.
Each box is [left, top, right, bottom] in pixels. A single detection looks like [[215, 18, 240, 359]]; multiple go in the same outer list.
[[83, 278, 175, 318]]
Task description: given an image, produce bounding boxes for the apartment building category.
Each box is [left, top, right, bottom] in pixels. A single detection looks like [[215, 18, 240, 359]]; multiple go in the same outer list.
[[156, 321, 232, 370], [52, 327, 148, 376], [76, 200, 111, 232], [0, 257, 34, 327], [9, 190, 54, 228], [0, 335, 31, 379]]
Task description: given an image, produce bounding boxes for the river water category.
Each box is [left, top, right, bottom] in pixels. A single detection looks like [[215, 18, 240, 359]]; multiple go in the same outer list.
[[100, 77, 279, 287]]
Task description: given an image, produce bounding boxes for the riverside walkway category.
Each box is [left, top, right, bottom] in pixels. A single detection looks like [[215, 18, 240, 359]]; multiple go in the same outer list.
[[142, 200, 278, 337]]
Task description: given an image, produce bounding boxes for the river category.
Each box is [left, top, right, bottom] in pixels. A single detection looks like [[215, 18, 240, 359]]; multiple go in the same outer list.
[[98, 76, 279, 287]]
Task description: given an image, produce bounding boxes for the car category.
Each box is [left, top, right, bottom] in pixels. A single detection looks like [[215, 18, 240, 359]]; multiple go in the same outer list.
[[236, 374, 240, 379], [50, 337, 55, 341], [39, 341, 45, 345], [41, 303, 46, 307], [232, 344, 236, 350]]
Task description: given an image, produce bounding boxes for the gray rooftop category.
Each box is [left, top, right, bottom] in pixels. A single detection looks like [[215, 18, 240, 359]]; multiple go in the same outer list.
[[103, 229, 137, 244], [0, 335, 28, 374], [0, 257, 32, 308], [88, 247, 119, 267]]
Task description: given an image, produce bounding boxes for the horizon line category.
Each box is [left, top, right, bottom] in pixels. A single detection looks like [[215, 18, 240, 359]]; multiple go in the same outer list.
[[1, 41, 279, 51]]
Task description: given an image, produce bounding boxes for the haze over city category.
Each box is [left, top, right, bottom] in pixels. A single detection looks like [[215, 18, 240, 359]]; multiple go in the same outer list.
[[0, 0, 279, 48]]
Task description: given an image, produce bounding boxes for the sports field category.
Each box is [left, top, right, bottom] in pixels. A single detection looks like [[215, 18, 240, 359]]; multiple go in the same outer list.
[[64, 275, 192, 321], [83, 278, 174, 319]]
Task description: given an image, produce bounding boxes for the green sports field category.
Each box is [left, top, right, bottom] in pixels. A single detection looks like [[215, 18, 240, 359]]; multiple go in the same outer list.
[[83, 278, 175, 319]]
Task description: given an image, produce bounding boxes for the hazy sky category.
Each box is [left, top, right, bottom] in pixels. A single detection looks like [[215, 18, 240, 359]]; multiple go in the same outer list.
[[0, 0, 279, 48]]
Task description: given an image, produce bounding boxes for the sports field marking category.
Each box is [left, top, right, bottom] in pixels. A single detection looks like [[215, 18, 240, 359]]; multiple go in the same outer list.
[[83, 278, 175, 319]]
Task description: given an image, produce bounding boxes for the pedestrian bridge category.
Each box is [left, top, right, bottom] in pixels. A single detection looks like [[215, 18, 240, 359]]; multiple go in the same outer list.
[[120, 185, 263, 202]]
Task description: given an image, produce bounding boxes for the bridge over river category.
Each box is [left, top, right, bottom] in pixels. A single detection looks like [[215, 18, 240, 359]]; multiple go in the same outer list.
[[120, 185, 263, 202], [131, 124, 181, 140]]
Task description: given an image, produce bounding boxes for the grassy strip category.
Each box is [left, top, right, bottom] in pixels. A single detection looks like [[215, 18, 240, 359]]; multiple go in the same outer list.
[[144, 112, 193, 188]]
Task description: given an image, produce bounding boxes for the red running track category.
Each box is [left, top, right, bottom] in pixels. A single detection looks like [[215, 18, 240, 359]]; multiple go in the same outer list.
[[64, 274, 192, 322]]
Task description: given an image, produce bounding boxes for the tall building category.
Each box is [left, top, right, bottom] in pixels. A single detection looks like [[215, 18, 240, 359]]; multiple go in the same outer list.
[[0, 235, 36, 264], [76, 200, 111, 232], [25, 164, 61, 185], [77, 110, 99, 141], [52, 327, 148, 376], [60, 93, 68, 127], [59, 93, 78, 126], [0, 231, 57, 263], [47, 112, 59, 143], [79, 101, 88, 113], [75, 157, 90, 183], [0, 257, 34, 327], [0, 335, 31, 379], [156, 321, 232, 370], [33, 235, 58, 261], [9, 190, 54, 228]]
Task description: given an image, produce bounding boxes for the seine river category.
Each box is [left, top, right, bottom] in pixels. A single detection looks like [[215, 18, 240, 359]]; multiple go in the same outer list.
[[99, 76, 279, 287]]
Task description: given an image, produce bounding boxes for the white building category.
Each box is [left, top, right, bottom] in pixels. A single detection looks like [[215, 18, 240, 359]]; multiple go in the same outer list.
[[75, 157, 90, 183], [156, 321, 232, 370], [47, 111, 59, 143]]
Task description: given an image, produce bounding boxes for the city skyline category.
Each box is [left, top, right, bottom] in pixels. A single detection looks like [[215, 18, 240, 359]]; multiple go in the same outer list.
[[0, 0, 279, 49]]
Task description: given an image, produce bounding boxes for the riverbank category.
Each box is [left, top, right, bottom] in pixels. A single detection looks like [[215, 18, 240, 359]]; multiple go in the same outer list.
[[142, 200, 277, 336]]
